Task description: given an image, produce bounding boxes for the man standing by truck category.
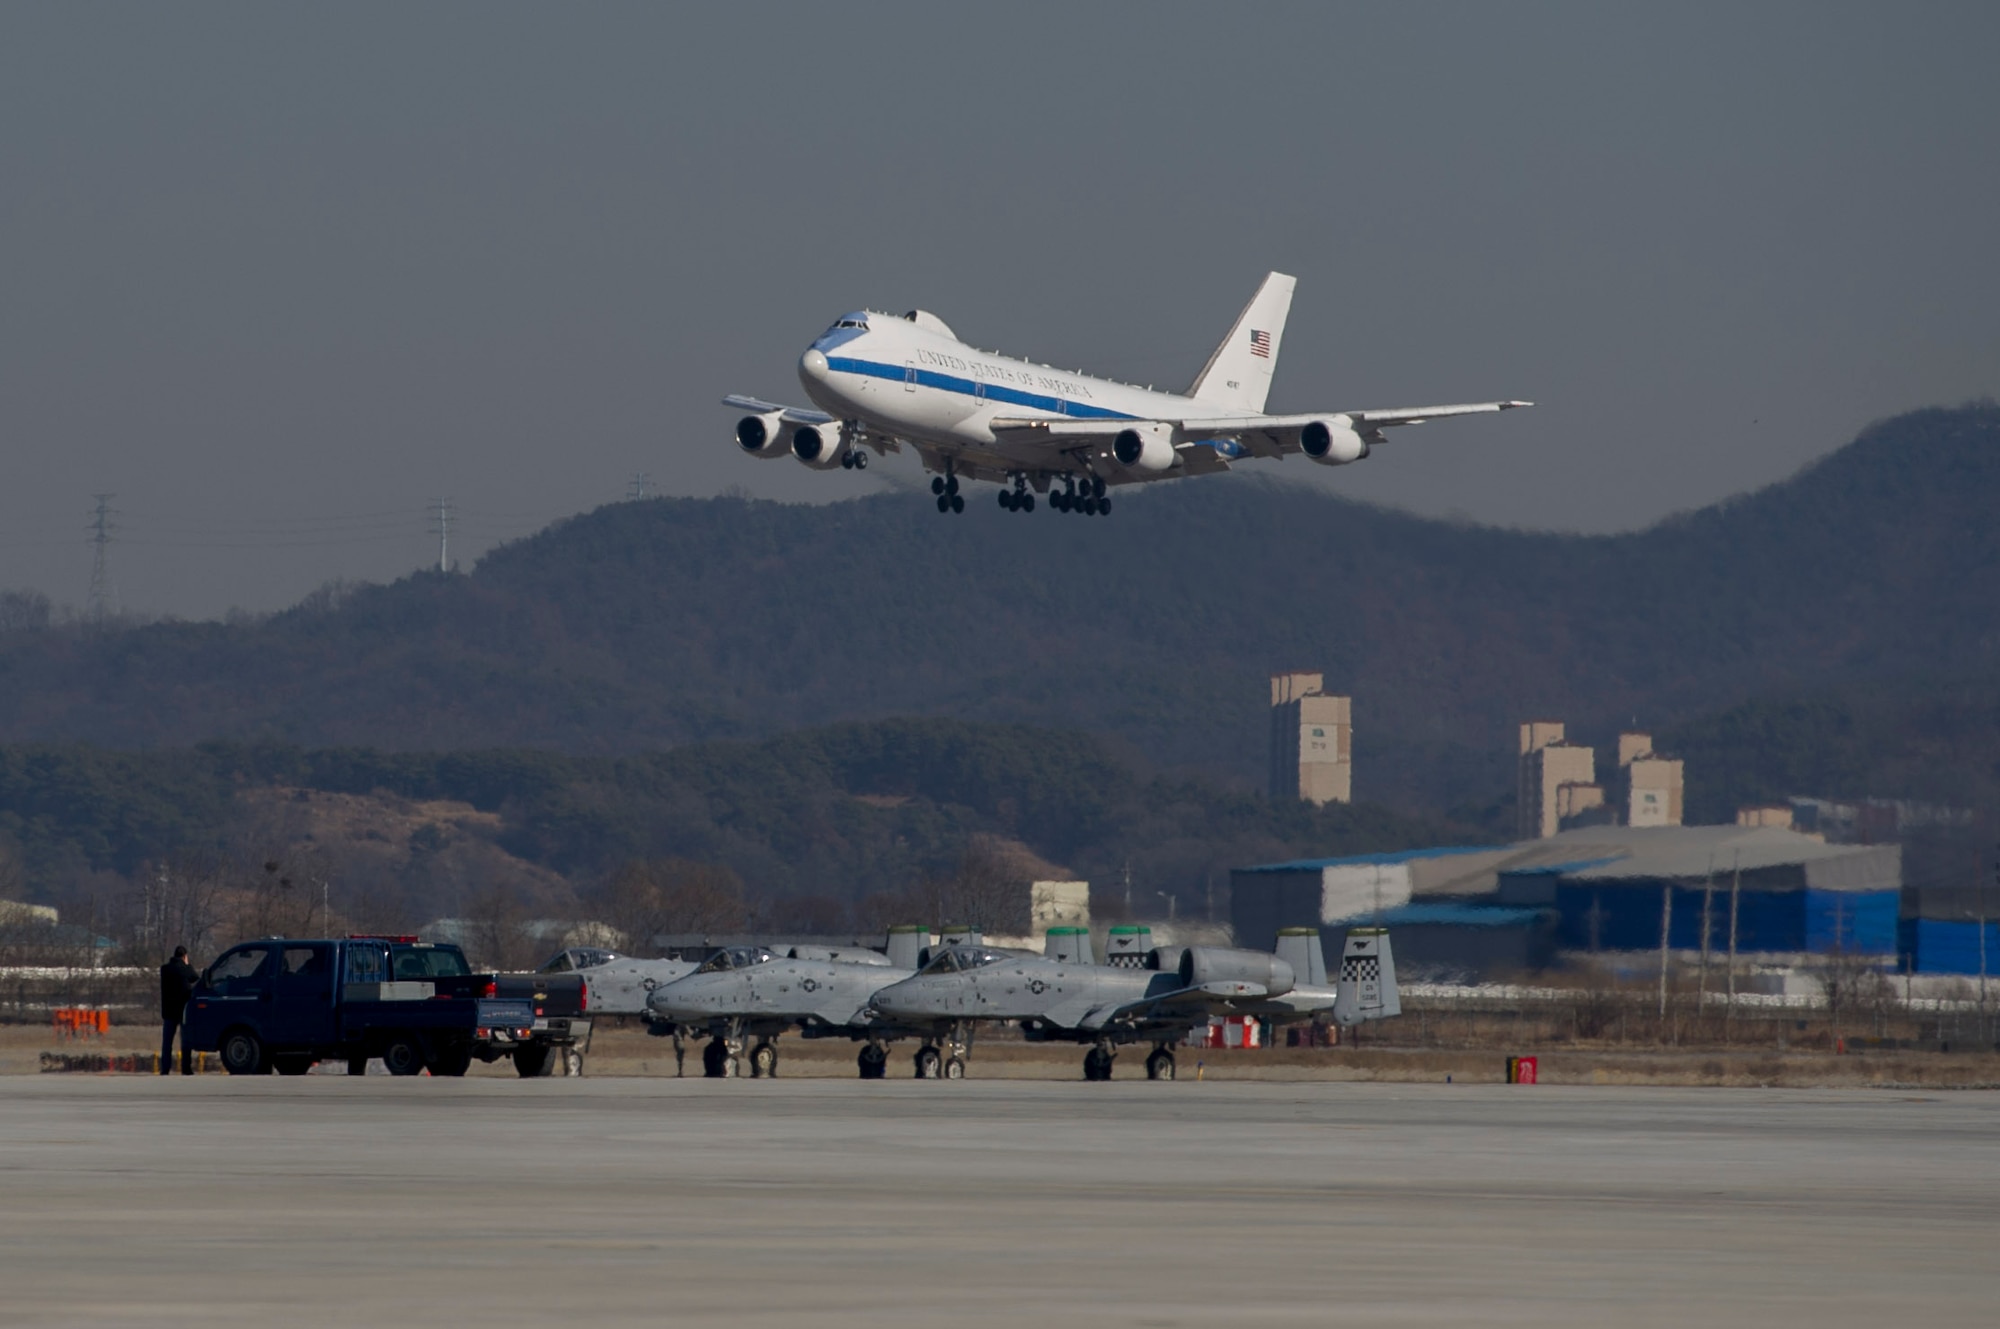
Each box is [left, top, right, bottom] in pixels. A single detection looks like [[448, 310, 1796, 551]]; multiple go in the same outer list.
[[159, 945, 198, 1074]]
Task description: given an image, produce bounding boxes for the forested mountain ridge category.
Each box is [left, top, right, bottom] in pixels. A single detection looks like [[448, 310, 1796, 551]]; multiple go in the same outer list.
[[1, 404, 1995, 812]]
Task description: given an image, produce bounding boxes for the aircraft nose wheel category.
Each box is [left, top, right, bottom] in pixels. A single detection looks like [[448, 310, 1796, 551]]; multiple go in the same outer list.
[[943, 1055, 967, 1079], [750, 1040, 778, 1078], [914, 1045, 943, 1079], [1145, 1048, 1176, 1081]]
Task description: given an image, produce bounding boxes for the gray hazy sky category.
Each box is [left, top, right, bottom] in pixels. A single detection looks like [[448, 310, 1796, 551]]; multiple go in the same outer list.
[[2, 2, 1995, 619]]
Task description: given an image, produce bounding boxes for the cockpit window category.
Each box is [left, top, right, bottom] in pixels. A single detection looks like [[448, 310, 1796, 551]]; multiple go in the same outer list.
[[826, 312, 870, 332], [920, 946, 1007, 975], [536, 951, 574, 974], [695, 946, 773, 974]]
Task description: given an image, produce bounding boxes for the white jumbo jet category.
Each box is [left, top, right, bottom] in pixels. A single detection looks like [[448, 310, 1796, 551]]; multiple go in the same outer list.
[[725, 271, 1531, 515]]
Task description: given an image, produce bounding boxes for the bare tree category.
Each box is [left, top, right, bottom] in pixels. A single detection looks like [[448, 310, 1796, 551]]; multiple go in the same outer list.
[[586, 859, 749, 950]]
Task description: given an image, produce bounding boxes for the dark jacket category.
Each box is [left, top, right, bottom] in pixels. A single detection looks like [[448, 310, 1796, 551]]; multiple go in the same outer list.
[[160, 958, 199, 1021]]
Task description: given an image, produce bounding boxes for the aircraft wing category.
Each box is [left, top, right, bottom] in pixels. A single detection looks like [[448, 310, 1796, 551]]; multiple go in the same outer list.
[[989, 400, 1531, 462], [1079, 980, 1272, 1030], [722, 394, 835, 426]]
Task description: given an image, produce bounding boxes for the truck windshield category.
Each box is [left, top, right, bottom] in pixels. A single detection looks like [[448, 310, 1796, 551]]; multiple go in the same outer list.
[[391, 946, 472, 979]]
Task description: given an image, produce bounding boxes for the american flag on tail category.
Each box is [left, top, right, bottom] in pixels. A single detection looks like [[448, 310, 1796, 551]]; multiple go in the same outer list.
[[1248, 328, 1272, 358]]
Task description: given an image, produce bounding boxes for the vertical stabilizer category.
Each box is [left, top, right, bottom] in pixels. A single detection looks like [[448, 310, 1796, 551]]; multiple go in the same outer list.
[[1274, 926, 1329, 987], [885, 924, 930, 971], [1187, 272, 1296, 413], [1332, 927, 1401, 1026], [1045, 926, 1094, 964]]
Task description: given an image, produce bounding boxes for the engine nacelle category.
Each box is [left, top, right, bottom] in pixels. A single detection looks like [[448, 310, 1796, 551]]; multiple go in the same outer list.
[[1299, 416, 1368, 466], [790, 423, 850, 470], [1177, 946, 1296, 996], [735, 411, 790, 459], [1112, 423, 1176, 473]]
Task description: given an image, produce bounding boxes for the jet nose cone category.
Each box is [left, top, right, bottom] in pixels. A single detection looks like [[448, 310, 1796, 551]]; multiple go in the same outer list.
[[799, 347, 829, 382], [869, 981, 915, 1015]]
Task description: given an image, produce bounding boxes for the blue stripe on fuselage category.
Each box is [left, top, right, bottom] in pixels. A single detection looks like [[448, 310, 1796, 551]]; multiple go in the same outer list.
[[824, 356, 1138, 421]]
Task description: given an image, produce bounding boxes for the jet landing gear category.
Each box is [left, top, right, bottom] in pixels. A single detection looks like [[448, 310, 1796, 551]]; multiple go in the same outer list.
[[702, 1032, 744, 1078], [914, 1025, 971, 1079], [840, 448, 868, 471], [1051, 475, 1111, 517], [998, 474, 1035, 514], [930, 462, 965, 514], [1146, 1046, 1177, 1081], [749, 1039, 779, 1078], [857, 1040, 889, 1079], [1083, 1040, 1118, 1081]]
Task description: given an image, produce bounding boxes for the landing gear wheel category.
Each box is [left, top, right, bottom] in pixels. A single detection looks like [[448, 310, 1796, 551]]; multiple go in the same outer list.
[[701, 1038, 728, 1079], [1083, 1046, 1114, 1081], [943, 1055, 967, 1080], [346, 1056, 369, 1077], [1021, 493, 1035, 512], [514, 1045, 553, 1078], [1091, 477, 1106, 499], [272, 1054, 312, 1076], [1098, 497, 1112, 515], [1054, 491, 1070, 512], [219, 1029, 267, 1076], [562, 1047, 585, 1077], [999, 490, 1013, 510], [1146, 1048, 1176, 1081], [914, 1046, 943, 1079], [950, 493, 964, 513], [932, 476, 945, 495], [382, 1037, 427, 1077], [857, 1044, 888, 1079], [1082, 497, 1099, 516], [852, 451, 868, 470], [750, 1041, 778, 1078], [936, 495, 950, 513]]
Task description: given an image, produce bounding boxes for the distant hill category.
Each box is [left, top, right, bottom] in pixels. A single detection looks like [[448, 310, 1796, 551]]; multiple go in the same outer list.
[[1, 404, 1996, 813], [0, 720, 1449, 926]]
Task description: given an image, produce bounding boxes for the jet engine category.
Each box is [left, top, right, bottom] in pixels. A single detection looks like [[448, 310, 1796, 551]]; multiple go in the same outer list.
[[1177, 946, 1296, 996], [734, 411, 790, 458], [1112, 424, 1175, 473], [790, 423, 850, 470], [1299, 416, 1368, 466]]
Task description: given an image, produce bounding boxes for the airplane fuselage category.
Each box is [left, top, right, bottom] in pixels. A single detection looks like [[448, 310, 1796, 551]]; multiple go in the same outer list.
[[797, 313, 1250, 476]]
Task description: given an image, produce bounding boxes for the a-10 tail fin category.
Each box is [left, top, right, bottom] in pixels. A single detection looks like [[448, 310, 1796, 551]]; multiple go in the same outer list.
[[1273, 926, 1329, 986], [1045, 926, 1094, 964], [885, 924, 929, 971], [1332, 927, 1401, 1026]]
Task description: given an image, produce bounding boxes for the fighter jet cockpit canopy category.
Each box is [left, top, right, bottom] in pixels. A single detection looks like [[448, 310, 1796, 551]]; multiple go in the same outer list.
[[918, 946, 1011, 975], [537, 947, 620, 974], [694, 945, 776, 975]]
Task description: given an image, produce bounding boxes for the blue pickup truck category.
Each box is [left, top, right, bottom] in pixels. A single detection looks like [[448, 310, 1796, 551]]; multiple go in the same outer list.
[[181, 936, 537, 1077]]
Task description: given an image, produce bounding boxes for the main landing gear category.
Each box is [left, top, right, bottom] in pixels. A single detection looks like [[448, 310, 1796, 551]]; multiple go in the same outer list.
[[857, 1040, 889, 1079], [1052, 475, 1111, 517], [998, 473, 1036, 513], [1145, 1046, 1177, 1081], [749, 1039, 779, 1079], [931, 462, 965, 514], [1083, 1039, 1117, 1081], [840, 448, 868, 470], [702, 1031, 743, 1078]]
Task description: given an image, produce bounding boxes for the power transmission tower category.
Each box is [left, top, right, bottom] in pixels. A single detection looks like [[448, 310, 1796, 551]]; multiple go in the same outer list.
[[86, 493, 119, 621], [625, 472, 654, 502], [427, 497, 454, 573]]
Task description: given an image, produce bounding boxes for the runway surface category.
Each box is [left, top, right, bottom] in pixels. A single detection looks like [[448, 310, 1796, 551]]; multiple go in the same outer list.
[[1, 1077, 1994, 1327]]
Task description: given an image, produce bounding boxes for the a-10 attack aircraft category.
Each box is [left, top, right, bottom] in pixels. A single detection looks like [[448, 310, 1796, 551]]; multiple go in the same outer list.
[[870, 927, 1400, 1081], [648, 925, 1399, 1080], [645, 926, 930, 1078], [726, 272, 1530, 515]]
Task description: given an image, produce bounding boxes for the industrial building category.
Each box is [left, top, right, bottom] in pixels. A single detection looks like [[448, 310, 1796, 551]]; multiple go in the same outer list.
[[1516, 723, 1686, 838], [1232, 824, 1912, 979], [1268, 671, 1352, 806]]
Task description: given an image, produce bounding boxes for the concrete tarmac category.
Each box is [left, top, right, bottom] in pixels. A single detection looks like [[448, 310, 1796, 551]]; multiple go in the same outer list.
[[0, 1077, 1994, 1327]]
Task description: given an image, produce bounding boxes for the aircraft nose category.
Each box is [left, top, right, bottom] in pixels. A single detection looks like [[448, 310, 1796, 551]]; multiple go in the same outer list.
[[870, 980, 914, 1015], [799, 347, 829, 383]]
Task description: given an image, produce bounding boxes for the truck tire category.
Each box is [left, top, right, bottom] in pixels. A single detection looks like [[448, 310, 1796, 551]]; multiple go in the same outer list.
[[431, 1044, 473, 1077], [382, 1036, 428, 1077], [220, 1028, 268, 1076], [514, 1045, 553, 1078], [272, 1055, 313, 1076]]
